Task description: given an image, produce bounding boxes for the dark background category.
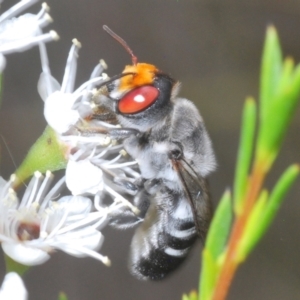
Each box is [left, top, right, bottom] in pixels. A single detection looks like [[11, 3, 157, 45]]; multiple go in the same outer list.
[[0, 0, 300, 299]]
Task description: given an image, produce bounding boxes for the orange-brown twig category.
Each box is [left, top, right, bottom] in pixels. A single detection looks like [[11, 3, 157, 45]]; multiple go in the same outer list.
[[211, 161, 268, 300]]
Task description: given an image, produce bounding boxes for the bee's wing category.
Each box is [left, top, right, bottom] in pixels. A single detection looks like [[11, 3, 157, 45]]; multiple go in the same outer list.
[[171, 158, 212, 240]]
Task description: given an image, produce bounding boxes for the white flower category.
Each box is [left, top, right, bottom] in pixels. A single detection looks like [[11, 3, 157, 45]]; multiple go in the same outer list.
[[38, 38, 108, 134], [36, 33, 142, 214], [65, 145, 140, 215], [0, 272, 27, 300], [0, 0, 59, 72], [0, 171, 111, 266]]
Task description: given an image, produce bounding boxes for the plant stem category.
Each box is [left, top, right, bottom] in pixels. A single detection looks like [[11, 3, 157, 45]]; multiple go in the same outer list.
[[211, 160, 267, 300]]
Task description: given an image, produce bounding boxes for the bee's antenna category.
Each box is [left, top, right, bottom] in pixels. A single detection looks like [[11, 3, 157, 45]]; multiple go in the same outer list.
[[103, 25, 138, 66]]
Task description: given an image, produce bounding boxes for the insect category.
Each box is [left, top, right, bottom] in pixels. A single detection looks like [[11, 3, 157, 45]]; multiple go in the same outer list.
[[93, 25, 216, 280]]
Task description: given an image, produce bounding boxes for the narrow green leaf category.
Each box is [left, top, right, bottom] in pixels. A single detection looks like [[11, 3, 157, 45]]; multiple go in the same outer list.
[[199, 191, 232, 300], [58, 292, 68, 300], [14, 126, 68, 186], [199, 249, 219, 300], [238, 164, 299, 260], [233, 98, 256, 214], [277, 57, 294, 92], [291, 62, 300, 86], [256, 71, 300, 168], [256, 35, 300, 169], [258, 164, 299, 242], [260, 26, 282, 121], [206, 190, 232, 260], [182, 290, 198, 300]]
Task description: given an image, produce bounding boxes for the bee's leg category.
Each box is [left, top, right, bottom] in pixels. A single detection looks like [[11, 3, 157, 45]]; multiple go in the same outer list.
[[110, 179, 151, 229], [108, 128, 141, 140], [108, 186, 151, 229], [113, 177, 140, 195]]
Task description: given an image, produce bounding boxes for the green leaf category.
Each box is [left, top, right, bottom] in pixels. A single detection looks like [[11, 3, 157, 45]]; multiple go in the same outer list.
[[233, 98, 256, 214], [277, 57, 294, 92], [199, 190, 232, 300], [182, 290, 198, 300], [199, 249, 219, 300], [238, 164, 299, 260], [58, 292, 68, 300], [257, 164, 299, 246], [256, 28, 300, 170], [260, 26, 282, 121], [14, 126, 68, 187], [206, 190, 232, 260]]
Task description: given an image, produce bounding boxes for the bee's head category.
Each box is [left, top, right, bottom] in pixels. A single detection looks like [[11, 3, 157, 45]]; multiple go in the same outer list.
[[100, 26, 178, 131]]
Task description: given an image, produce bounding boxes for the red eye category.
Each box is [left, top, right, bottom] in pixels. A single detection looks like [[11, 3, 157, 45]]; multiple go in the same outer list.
[[118, 86, 159, 114]]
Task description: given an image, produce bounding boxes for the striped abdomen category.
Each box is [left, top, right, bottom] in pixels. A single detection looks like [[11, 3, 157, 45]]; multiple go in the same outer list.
[[129, 189, 199, 280]]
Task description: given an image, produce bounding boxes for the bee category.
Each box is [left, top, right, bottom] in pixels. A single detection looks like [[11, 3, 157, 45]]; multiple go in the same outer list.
[[93, 26, 216, 280]]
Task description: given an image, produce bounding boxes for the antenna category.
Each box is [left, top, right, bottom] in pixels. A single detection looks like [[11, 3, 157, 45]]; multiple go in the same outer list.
[[103, 25, 138, 66]]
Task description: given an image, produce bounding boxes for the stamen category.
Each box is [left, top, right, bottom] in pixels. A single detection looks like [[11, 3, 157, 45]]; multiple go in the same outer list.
[[56, 242, 111, 266], [104, 185, 139, 215], [91, 60, 107, 78], [36, 2, 50, 19], [40, 175, 65, 211], [1, 175, 15, 198], [0, 0, 39, 23], [61, 39, 81, 93], [81, 62, 108, 104], [104, 160, 138, 169], [39, 213, 49, 236], [101, 154, 122, 166], [74, 76, 107, 95], [57, 210, 108, 234], [19, 173, 39, 208], [38, 43, 53, 96], [34, 171, 53, 204], [37, 13, 53, 28], [0, 31, 59, 54], [93, 146, 112, 160], [46, 204, 69, 239], [26, 171, 42, 207], [60, 135, 109, 145], [123, 167, 141, 178]]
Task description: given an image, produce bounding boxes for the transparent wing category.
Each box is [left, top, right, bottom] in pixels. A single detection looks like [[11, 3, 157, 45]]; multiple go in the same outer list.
[[171, 158, 212, 240]]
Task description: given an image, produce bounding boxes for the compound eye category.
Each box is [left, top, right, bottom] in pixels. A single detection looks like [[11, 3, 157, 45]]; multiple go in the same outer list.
[[118, 85, 159, 114]]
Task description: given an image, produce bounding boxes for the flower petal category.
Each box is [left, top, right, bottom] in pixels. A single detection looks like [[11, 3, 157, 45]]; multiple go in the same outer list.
[[37, 72, 61, 101], [2, 243, 50, 266], [0, 54, 6, 73], [44, 91, 80, 133], [56, 195, 93, 215], [66, 159, 104, 195], [55, 228, 103, 257], [0, 272, 28, 300]]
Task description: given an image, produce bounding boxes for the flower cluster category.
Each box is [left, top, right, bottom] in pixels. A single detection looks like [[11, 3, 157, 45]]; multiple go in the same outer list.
[[0, 171, 113, 266], [0, 0, 58, 72], [0, 0, 141, 276], [37, 37, 140, 206]]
